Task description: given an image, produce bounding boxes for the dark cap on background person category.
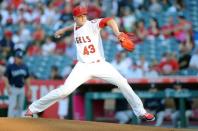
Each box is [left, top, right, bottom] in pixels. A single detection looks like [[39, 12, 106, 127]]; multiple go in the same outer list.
[[15, 50, 24, 59]]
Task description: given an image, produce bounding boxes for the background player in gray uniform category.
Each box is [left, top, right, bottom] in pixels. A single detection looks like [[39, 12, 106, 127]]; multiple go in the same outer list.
[[4, 50, 31, 117]]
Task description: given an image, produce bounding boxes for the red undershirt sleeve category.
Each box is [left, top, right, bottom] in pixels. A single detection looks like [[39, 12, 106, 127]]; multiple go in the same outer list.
[[99, 17, 113, 28]]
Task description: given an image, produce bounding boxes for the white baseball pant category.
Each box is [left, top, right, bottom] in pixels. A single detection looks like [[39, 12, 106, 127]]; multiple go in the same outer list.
[[29, 61, 146, 117]]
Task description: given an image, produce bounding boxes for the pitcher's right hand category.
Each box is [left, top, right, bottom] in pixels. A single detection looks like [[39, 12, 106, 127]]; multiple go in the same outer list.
[[54, 29, 65, 38]]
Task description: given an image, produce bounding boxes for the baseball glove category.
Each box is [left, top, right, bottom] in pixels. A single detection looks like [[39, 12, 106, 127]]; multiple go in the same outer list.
[[117, 32, 135, 52]]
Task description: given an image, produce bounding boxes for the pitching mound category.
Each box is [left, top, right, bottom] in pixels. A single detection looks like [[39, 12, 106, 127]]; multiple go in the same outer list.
[[0, 118, 196, 131]]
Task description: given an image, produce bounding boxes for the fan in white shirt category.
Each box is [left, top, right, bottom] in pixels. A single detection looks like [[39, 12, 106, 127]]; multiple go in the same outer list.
[[41, 37, 56, 56]]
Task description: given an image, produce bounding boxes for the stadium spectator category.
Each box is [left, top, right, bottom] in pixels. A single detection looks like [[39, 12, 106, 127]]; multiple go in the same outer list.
[[60, 3, 73, 23], [26, 42, 41, 56], [87, 0, 102, 19], [1, 5, 17, 26], [101, 0, 118, 16], [50, 65, 62, 80], [164, 0, 185, 15], [17, 20, 32, 44], [135, 20, 147, 43], [137, 55, 149, 73], [148, 0, 162, 15], [117, 0, 133, 16], [50, 0, 65, 8], [171, 82, 193, 127], [41, 36, 56, 56], [127, 62, 144, 78], [151, 58, 160, 70], [147, 18, 160, 41], [174, 15, 192, 42], [161, 0, 172, 13], [145, 64, 159, 78], [161, 16, 175, 40], [178, 43, 191, 70], [12, 30, 27, 51], [0, 30, 15, 59], [122, 6, 136, 32], [40, 2, 60, 26], [17, 4, 33, 23], [111, 51, 132, 77], [54, 38, 67, 55], [32, 25, 45, 44], [179, 35, 194, 54], [132, 0, 144, 9], [175, 0, 186, 14], [158, 53, 179, 75]]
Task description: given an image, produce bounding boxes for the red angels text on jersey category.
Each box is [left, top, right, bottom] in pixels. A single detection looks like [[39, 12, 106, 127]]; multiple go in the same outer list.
[[75, 36, 91, 44]]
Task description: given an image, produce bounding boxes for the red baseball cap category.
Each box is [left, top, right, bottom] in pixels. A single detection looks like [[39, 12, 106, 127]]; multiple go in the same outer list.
[[72, 6, 87, 17], [4, 30, 13, 37]]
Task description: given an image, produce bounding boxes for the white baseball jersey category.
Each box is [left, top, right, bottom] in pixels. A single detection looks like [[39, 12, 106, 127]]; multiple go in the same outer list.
[[73, 19, 105, 63]]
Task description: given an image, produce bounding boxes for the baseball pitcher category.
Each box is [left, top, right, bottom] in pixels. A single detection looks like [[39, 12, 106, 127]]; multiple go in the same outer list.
[[25, 6, 155, 121]]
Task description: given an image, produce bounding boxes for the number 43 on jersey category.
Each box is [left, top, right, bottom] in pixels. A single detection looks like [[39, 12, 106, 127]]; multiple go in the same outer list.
[[83, 44, 95, 55]]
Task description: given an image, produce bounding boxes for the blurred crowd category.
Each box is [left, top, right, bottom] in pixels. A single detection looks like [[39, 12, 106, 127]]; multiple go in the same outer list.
[[0, 0, 198, 79]]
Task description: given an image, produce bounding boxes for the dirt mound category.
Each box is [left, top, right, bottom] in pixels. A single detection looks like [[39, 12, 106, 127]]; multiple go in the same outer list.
[[0, 118, 195, 131]]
